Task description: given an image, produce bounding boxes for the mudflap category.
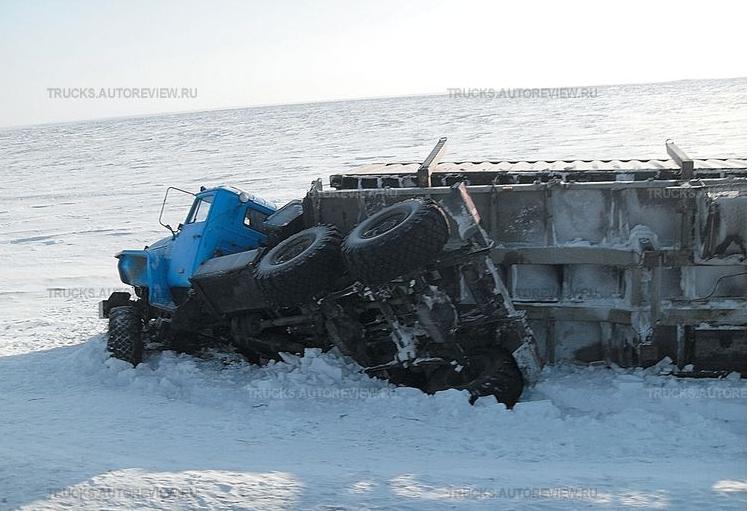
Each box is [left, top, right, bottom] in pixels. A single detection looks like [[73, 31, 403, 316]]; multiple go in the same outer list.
[[511, 337, 543, 385], [99, 291, 134, 319]]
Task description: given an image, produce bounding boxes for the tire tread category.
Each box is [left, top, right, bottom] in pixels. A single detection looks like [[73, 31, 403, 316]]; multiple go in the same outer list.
[[343, 200, 449, 284], [107, 305, 143, 365]]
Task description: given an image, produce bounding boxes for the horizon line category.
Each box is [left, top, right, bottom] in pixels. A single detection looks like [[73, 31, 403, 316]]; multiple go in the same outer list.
[[1, 75, 746, 131]]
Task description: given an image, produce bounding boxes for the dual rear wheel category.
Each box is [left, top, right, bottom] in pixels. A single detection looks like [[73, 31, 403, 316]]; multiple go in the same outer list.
[[255, 198, 450, 306]]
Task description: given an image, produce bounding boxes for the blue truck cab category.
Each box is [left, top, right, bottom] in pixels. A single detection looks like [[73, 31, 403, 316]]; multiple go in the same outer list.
[[116, 186, 276, 312]]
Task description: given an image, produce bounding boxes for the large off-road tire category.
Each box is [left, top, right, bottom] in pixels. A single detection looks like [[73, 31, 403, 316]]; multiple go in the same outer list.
[[107, 305, 144, 365], [466, 348, 524, 408], [343, 199, 450, 285], [255, 225, 344, 306]]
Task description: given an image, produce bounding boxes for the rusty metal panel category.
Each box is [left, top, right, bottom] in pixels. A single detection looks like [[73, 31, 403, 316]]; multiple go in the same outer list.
[[311, 168, 746, 369]]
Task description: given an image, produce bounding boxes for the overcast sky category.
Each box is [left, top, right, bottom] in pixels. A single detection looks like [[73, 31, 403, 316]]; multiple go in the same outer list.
[[0, 0, 747, 127]]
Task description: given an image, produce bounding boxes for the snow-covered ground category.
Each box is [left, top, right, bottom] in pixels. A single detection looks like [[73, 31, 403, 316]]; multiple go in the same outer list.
[[0, 79, 746, 509], [0, 340, 746, 509]]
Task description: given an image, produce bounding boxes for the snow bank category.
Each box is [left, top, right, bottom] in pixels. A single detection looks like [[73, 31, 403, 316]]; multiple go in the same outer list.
[[0, 337, 746, 510]]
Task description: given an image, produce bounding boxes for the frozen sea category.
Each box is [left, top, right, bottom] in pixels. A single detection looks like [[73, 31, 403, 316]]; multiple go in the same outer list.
[[0, 78, 747, 510]]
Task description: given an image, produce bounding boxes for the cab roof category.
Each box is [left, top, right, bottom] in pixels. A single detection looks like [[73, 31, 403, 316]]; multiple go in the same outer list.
[[197, 185, 277, 212]]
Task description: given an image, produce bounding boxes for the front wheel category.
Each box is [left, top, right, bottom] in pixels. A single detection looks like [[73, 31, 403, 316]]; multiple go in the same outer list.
[[107, 305, 144, 365]]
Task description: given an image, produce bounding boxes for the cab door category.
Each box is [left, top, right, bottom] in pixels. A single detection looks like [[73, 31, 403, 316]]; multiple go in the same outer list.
[[167, 193, 213, 289], [207, 203, 270, 256], [241, 204, 271, 246]]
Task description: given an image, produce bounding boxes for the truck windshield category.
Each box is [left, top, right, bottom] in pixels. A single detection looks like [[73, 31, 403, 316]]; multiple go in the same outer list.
[[186, 196, 213, 224]]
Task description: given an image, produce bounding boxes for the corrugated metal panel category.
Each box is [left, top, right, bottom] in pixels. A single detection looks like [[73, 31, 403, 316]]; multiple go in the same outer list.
[[349, 158, 747, 175]]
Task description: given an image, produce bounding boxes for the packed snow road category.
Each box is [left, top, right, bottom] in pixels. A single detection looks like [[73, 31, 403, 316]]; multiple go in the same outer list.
[[0, 336, 745, 510]]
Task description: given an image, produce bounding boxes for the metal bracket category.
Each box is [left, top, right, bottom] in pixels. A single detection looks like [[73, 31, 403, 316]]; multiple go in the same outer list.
[[439, 182, 489, 245], [666, 139, 694, 179], [417, 137, 448, 187]]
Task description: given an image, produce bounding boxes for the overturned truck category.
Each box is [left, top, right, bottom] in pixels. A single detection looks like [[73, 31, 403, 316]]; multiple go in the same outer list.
[[324, 139, 747, 375], [101, 139, 746, 406]]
